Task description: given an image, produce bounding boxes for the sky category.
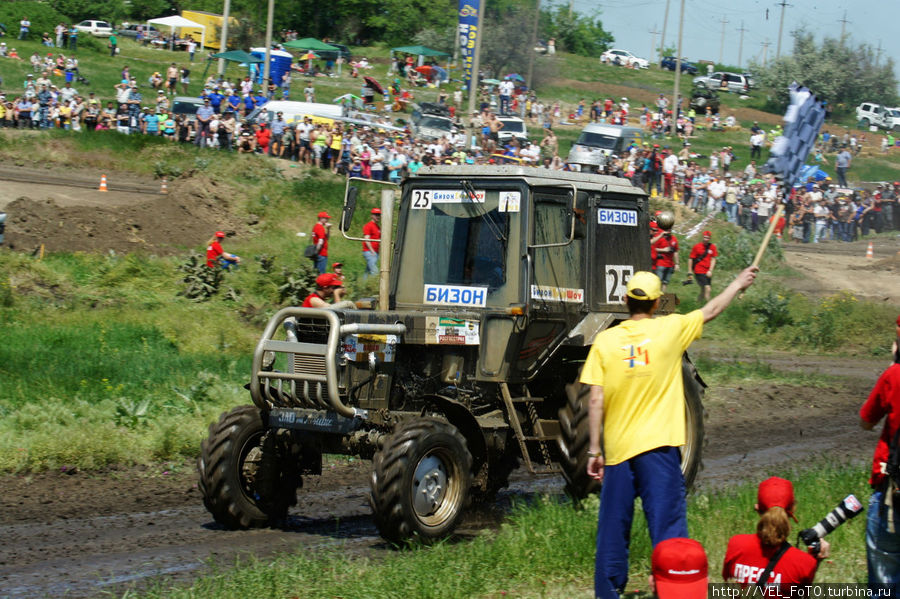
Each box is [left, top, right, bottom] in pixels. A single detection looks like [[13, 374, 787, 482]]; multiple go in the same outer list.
[[566, 0, 898, 72]]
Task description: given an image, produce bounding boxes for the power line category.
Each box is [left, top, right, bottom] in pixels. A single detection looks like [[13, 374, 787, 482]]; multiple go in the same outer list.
[[718, 15, 729, 65], [649, 25, 662, 64], [659, 0, 671, 65], [839, 10, 850, 44], [736, 21, 748, 68]]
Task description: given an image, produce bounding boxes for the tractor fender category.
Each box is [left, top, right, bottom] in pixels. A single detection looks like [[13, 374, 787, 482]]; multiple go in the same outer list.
[[421, 394, 488, 474]]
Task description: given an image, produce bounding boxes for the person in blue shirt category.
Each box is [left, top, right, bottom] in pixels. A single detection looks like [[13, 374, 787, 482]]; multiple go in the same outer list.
[[226, 91, 241, 114], [142, 108, 161, 135], [241, 93, 255, 114], [252, 90, 267, 108], [208, 89, 223, 113]]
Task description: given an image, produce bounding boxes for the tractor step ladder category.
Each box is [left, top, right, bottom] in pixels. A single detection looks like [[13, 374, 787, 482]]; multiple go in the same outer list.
[[500, 383, 561, 475]]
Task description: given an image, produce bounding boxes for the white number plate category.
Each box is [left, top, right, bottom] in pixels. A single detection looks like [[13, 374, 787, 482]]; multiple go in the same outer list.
[[598, 208, 638, 226], [424, 284, 488, 307], [411, 189, 486, 209], [605, 265, 634, 304]]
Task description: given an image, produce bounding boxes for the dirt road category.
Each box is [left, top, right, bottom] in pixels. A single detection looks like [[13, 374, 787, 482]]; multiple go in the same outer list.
[[0, 349, 885, 598]]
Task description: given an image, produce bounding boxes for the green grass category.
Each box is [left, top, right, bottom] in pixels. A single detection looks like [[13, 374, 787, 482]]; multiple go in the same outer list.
[[126, 462, 871, 598]]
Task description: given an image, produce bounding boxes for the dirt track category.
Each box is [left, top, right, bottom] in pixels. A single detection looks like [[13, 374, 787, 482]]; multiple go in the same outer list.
[[1, 167, 898, 597]]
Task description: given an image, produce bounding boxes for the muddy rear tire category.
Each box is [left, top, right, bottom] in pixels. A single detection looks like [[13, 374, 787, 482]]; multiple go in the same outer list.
[[198, 405, 299, 529], [557, 358, 705, 499], [370, 418, 472, 544]]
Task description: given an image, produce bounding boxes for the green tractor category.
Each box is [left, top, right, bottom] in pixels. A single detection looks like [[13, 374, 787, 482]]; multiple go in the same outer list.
[[198, 165, 705, 543]]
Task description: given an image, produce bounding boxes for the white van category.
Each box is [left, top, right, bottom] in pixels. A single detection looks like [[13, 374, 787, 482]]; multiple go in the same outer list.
[[245, 101, 343, 126], [567, 124, 643, 171], [497, 116, 528, 142]]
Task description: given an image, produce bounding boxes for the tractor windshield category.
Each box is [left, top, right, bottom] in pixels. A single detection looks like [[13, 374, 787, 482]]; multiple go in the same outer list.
[[394, 187, 523, 309]]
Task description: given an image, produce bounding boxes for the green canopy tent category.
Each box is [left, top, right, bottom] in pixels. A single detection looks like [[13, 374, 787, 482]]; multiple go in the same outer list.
[[283, 38, 339, 52], [203, 50, 264, 84], [390, 45, 451, 85]]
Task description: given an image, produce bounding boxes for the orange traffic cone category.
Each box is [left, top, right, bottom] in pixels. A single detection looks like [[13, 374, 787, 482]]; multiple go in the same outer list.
[[98, 174, 108, 192], [160, 177, 168, 195], [866, 241, 874, 259]]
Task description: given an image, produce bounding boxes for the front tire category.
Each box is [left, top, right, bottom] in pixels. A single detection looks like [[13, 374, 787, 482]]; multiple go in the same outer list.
[[370, 418, 472, 544], [198, 405, 299, 529]]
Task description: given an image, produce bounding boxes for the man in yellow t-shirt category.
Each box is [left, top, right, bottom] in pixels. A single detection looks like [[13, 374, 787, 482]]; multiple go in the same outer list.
[[581, 266, 758, 599]]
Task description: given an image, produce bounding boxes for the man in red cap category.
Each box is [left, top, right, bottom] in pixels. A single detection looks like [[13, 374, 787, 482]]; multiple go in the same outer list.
[[860, 314, 900, 587], [302, 272, 352, 308], [650, 538, 708, 598], [689, 230, 717, 301], [311, 211, 331, 273], [205, 230, 240, 269], [723, 477, 825, 587], [362, 207, 381, 281]]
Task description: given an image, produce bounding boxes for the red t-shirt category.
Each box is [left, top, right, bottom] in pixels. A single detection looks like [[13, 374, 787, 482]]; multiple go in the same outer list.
[[652, 234, 678, 268], [312, 222, 328, 257], [206, 240, 223, 267], [860, 364, 900, 487], [689, 242, 718, 274], [255, 128, 271, 151], [723, 534, 818, 586], [302, 292, 321, 307], [362, 220, 380, 253]]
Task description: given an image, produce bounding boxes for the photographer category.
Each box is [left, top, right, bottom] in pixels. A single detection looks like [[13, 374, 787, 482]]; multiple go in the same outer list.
[[859, 314, 900, 588], [723, 477, 827, 587]]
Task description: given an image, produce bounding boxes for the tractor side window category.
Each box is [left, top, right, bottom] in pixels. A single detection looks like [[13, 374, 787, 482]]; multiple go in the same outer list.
[[532, 195, 584, 302]]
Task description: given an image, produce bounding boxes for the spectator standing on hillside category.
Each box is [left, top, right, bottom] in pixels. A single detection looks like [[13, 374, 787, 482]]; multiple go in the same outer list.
[[304, 84, 315, 103], [54, 23, 65, 48], [180, 66, 191, 94], [362, 208, 381, 280], [835, 148, 851, 187], [689, 230, 717, 302], [205, 231, 240, 269], [68, 24, 78, 51], [311, 211, 331, 274], [19, 17, 30, 41], [108, 32, 117, 57], [581, 267, 758, 599], [187, 38, 197, 62], [652, 228, 678, 292], [195, 97, 214, 146]]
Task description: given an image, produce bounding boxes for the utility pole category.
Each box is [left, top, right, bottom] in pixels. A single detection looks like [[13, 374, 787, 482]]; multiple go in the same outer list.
[[649, 25, 661, 65], [659, 0, 671, 65], [775, 0, 790, 59], [876, 40, 883, 67], [718, 16, 729, 65], [217, 0, 232, 78], [761, 40, 771, 66], [736, 21, 748, 68], [526, 0, 541, 91], [671, 0, 686, 137], [838, 10, 850, 44], [262, 0, 274, 86], [466, 0, 486, 149]]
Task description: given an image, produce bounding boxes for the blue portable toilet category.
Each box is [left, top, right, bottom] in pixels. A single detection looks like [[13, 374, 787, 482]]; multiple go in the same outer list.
[[250, 48, 293, 86]]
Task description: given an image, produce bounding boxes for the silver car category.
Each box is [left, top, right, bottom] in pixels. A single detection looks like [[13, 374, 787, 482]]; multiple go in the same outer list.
[[692, 71, 751, 93]]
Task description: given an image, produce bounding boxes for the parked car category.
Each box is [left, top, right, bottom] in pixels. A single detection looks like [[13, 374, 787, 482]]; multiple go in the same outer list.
[[660, 56, 698, 74], [855, 102, 900, 131], [497, 116, 528, 142], [317, 43, 352, 63], [74, 20, 113, 37], [171, 96, 205, 123], [567, 124, 643, 171], [692, 71, 751, 93], [534, 39, 548, 54], [410, 103, 454, 141], [119, 24, 159, 39], [600, 49, 649, 69], [689, 88, 720, 114]]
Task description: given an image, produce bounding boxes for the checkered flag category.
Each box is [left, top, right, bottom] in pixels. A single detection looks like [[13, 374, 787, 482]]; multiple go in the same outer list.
[[763, 82, 826, 190]]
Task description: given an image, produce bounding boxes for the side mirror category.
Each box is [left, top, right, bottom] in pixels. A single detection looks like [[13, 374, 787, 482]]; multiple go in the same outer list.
[[341, 186, 358, 233], [0, 212, 5, 245]]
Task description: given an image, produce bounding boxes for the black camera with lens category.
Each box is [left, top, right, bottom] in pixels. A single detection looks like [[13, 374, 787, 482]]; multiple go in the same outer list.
[[798, 494, 864, 556]]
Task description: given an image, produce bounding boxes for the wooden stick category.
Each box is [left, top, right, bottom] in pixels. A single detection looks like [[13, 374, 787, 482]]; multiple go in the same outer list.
[[751, 204, 784, 268]]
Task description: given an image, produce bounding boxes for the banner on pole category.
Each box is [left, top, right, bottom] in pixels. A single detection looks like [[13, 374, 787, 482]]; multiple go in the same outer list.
[[458, 0, 480, 91]]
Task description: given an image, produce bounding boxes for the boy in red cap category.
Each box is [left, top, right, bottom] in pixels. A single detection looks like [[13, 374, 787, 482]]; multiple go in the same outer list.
[[859, 314, 900, 587], [723, 477, 826, 587], [205, 231, 240, 269], [651, 538, 708, 598], [689, 230, 717, 302], [302, 273, 352, 308], [311, 211, 331, 274]]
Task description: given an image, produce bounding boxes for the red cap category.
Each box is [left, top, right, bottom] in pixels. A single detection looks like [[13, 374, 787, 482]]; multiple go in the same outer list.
[[315, 273, 343, 288], [649, 221, 659, 230], [332, 262, 343, 269], [652, 538, 709, 598], [758, 477, 798, 522], [371, 208, 382, 215], [215, 231, 225, 238], [318, 211, 331, 219], [702, 230, 711, 237]]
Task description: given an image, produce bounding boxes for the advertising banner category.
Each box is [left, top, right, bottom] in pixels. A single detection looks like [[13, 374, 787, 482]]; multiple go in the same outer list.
[[458, 0, 480, 90]]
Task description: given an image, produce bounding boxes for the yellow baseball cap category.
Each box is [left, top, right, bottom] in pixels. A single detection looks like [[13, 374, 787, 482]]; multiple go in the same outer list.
[[626, 271, 662, 300]]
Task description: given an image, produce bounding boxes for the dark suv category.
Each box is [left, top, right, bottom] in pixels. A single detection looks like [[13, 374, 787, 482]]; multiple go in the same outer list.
[[318, 43, 351, 62], [660, 56, 698, 74], [689, 88, 720, 114]]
